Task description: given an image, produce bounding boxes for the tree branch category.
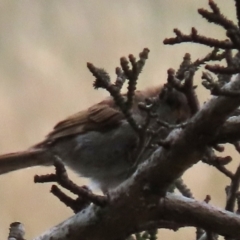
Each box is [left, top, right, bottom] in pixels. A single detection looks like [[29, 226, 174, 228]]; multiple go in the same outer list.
[[33, 75, 240, 240], [212, 115, 240, 143], [159, 194, 240, 237], [34, 194, 240, 240]]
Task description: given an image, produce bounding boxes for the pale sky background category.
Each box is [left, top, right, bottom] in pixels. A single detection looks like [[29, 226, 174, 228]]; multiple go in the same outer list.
[[0, 0, 238, 239]]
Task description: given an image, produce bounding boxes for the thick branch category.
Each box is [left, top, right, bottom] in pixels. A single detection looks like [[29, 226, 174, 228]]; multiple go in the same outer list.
[[159, 194, 240, 236], [33, 75, 240, 240], [34, 194, 240, 240], [212, 116, 240, 143]]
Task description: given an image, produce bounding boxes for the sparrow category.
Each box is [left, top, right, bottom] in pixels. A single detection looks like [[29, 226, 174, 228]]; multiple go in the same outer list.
[[0, 85, 190, 192]]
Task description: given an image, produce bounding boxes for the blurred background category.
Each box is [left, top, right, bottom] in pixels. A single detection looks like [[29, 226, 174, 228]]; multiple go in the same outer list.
[[0, 0, 238, 239]]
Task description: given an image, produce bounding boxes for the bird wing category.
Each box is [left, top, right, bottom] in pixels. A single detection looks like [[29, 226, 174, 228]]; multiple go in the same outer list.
[[46, 102, 124, 141], [36, 86, 163, 145]]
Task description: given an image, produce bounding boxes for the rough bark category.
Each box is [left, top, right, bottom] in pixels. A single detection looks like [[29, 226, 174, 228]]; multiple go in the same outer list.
[[34, 76, 240, 240]]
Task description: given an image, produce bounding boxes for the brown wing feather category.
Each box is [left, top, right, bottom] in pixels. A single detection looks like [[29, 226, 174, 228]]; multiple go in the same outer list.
[[46, 103, 124, 141], [38, 85, 163, 144]]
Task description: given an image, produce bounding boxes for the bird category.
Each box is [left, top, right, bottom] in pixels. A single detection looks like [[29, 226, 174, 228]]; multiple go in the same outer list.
[[0, 85, 190, 192]]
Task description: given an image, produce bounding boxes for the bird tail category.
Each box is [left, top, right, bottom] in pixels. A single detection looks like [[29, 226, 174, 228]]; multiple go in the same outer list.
[[0, 149, 53, 174]]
